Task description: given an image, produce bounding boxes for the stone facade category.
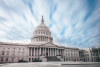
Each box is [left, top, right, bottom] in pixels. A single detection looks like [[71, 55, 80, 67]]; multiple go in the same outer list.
[[0, 16, 100, 63], [79, 48, 100, 62], [64, 47, 79, 61], [0, 43, 28, 63]]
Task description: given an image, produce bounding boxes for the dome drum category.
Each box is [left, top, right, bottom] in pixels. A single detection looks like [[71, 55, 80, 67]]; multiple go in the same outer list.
[[31, 36, 53, 44]]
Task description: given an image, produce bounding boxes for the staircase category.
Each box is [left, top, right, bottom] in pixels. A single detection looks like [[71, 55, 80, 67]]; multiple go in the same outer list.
[[46, 56, 61, 61]]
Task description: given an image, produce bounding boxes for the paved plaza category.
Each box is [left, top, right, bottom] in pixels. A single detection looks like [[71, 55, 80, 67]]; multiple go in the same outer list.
[[0, 62, 100, 67]]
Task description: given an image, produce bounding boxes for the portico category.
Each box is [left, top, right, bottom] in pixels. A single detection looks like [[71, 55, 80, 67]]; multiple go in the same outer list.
[[28, 43, 64, 62]]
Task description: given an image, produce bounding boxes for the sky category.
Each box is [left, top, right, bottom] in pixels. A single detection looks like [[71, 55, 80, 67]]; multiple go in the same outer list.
[[0, 0, 100, 48]]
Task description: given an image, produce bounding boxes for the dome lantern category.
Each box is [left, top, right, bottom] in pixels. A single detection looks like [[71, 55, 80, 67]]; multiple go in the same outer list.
[[41, 15, 44, 24]]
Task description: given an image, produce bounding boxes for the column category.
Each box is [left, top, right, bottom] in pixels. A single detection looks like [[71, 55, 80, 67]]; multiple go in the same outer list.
[[29, 47, 30, 56], [51, 48, 52, 56], [40, 37, 41, 41], [34, 47, 35, 58], [48, 48, 49, 56], [27, 47, 30, 62], [50, 48, 51, 56], [43, 37, 44, 41], [41, 37, 42, 41], [44, 37, 45, 41], [53, 48, 54, 56], [42, 37, 44, 41], [60, 49, 61, 55], [39, 37, 40, 41], [42, 36, 43, 41], [60, 49, 62, 55], [37, 37, 38, 41], [28, 47, 29, 56], [46, 37, 47, 42], [43, 47, 44, 55], [44, 48, 45, 56], [61, 49, 62, 56], [38, 37, 39, 41], [45, 48, 46, 56], [42, 37, 43, 41], [58, 49, 60, 55], [40, 47, 41, 56], [32, 48, 33, 56], [55, 48, 56, 56], [31, 47, 32, 56], [45, 37, 46, 41], [53, 48, 55, 56], [63, 49, 64, 57], [47, 37, 48, 42], [48, 38, 49, 42], [44, 47, 45, 56], [37, 47, 38, 56], [31, 48, 32, 62], [98, 49, 100, 61], [57, 48, 58, 55]]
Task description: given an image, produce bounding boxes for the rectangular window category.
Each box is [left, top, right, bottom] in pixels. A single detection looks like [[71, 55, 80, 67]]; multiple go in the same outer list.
[[68, 53, 70, 56], [13, 51, 15, 55], [1, 58, 3, 61], [2, 51, 4, 55], [7, 51, 10, 55], [12, 58, 14, 62], [6, 58, 8, 61]]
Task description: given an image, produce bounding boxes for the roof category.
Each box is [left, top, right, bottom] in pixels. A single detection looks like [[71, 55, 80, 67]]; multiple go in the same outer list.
[[0, 42, 28, 46]]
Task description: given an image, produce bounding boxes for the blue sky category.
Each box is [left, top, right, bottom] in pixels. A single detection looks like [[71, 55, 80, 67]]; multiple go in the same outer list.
[[0, 0, 100, 48]]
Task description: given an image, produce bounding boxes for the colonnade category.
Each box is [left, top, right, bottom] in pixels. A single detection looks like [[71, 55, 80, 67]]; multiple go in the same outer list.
[[32, 36, 53, 43], [29, 47, 64, 57]]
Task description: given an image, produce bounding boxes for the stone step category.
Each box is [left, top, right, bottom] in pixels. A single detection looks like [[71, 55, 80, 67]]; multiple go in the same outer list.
[[46, 56, 61, 61]]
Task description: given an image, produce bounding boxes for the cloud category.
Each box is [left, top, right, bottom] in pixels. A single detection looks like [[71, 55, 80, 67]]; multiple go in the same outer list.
[[0, 0, 100, 48]]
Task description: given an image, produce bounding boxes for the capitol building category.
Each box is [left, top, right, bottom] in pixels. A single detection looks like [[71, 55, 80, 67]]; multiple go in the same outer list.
[[0, 16, 100, 63]]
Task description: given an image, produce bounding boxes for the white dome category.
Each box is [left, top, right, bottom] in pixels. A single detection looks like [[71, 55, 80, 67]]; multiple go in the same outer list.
[[31, 16, 53, 44]]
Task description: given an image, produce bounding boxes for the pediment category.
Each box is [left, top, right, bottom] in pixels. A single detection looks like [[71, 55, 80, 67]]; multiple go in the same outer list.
[[39, 43, 58, 47]]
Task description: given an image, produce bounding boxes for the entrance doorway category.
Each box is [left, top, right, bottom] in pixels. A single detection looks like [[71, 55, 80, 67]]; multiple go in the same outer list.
[[46, 53, 48, 56]]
